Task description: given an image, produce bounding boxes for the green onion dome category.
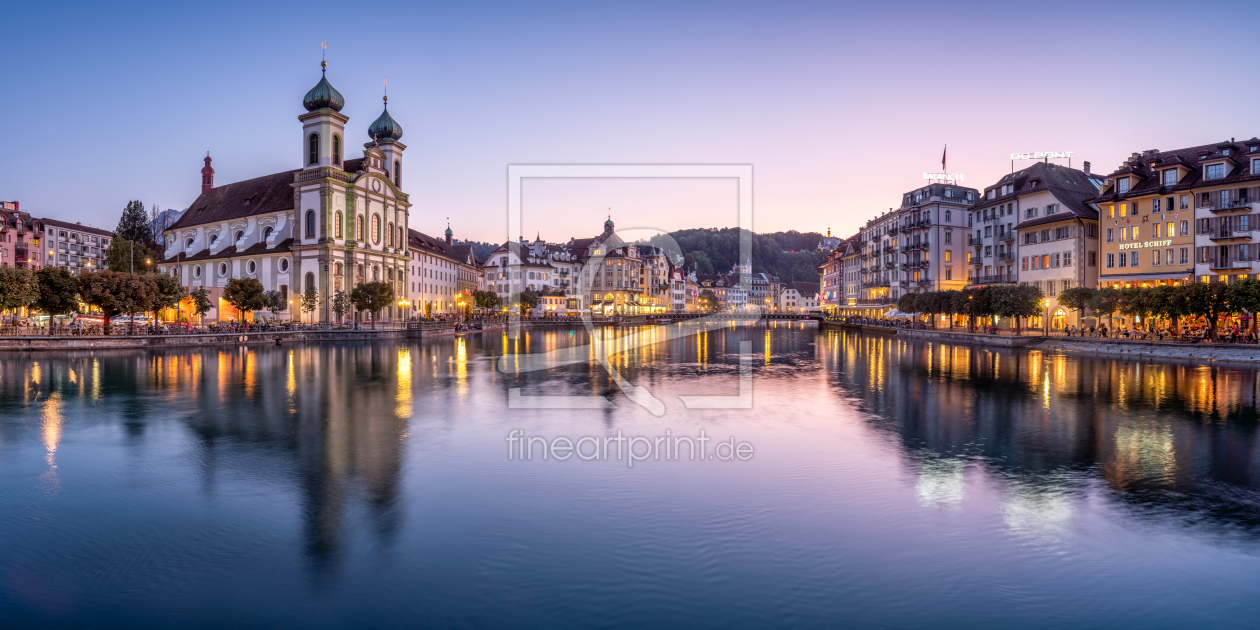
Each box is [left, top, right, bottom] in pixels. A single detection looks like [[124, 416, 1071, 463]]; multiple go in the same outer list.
[[303, 62, 345, 112], [367, 96, 404, 141]]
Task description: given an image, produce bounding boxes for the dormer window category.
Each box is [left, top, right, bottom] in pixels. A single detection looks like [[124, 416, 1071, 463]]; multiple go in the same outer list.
[[1253, 159, 1260, 175], [1116, 178, 1130, 193], [1162, 169, 1178, 186], [1205, 163, 1225, 180], [1223, 149, 1231, 156]]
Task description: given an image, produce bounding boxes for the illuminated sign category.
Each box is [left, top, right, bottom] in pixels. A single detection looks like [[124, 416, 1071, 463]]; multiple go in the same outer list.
[[923, 172, 964, 182], [1010, 151, 1074, 160], [1117, 239, 1173, 250]]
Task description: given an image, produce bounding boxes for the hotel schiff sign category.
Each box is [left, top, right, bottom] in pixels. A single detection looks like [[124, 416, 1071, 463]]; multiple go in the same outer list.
[[1118, 239, 1173, 250]]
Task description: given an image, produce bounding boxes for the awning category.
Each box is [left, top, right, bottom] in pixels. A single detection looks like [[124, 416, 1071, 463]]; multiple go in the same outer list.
[[1099, 271, 1192, 283]]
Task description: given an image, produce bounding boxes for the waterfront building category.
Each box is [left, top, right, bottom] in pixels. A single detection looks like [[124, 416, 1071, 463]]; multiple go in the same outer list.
[[840, 237, 862, 314], [967, 162, 1102, 329], [0, 201, 45, 269], [407, 226, 481, 317], [819, 247, 843, 313], [38, 218, 112, 275], [670, 270, 687, 312], [1087, 146, 1212, 293], [1188, 139, 1260, 283], [778, 281, 819, 314], [158, 62, 412, 323], [748, 272, 774, 311]]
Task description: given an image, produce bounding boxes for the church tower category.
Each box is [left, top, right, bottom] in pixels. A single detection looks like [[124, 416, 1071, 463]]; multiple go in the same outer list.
[[298, 58, 348, 170], [367, 90, 405, 189]]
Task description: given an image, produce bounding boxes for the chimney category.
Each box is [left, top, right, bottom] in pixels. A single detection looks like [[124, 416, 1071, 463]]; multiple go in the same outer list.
[[1083, 161, 1091, 177], [201, 152, 215, 194]]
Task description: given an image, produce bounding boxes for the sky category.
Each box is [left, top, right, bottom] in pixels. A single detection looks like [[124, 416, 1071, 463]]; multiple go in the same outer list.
[[4, 0, 1260, 244]]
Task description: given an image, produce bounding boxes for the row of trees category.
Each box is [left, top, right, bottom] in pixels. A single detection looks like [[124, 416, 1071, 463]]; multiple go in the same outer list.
[[1056, 281, 1260, 340], [895, 285, 1045, 332]]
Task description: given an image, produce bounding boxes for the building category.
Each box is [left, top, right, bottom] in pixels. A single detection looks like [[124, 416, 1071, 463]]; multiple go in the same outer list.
[[840, 237, 862, 314], [158, 61, 412, 323], [963, 162, 1103, 329], [1087, 146, 1208, 297], [408, 226, 482, 317], [0, 202, 45, 269], [819, 247, 843, 313], [778, 281, 819, 314], [1187, 139, 1260, 284], [38, 218, 112, 275]]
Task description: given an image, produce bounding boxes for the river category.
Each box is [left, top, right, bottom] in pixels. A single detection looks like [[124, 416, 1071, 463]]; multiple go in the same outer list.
[[1, 324, 1258, 628]]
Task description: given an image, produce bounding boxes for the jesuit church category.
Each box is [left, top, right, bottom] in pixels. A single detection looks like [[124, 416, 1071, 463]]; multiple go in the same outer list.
[[158, 60, 411, 323]]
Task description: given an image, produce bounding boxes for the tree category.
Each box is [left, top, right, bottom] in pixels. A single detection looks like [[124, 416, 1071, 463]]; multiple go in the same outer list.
[[1088, 288, 1121, 332], [1228, 278, 1260, 333], [897, 292, 919, 318], [80, 270, 152, 335], [1148, 284, 1182, 333], [1000, 284, 1043, 334], [332, 289, 351, 323], [1118, 286, 1154, 331], [1183, 281, 1231, 341], [34, 267, 81, 319], [517, 288, 540, 314], [263, 290, 286, 319], [105, 236, 160, 274], [222, 277, 267, 321], [190, 286, 212, 325], [149, 273, 186, 323], [0, 265, 39, 327], [473, 290, 502, 311], [300, 285, 319, 321], [948, 290, 969, 330], [350, 281, 394, 329], [698, 289, 717, 312], [1058, 287, 1095, 329], [115, 199, 154, 247]]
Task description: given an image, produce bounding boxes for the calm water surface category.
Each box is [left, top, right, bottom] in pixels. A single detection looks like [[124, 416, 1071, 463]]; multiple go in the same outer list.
[[2, 324, 1259, 628]]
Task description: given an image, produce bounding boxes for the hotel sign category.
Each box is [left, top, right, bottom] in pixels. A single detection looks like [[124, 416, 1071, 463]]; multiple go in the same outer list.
[[923, 172, 964, 182], [1010, 151, 1073, 160], [1118, 239, 1172, 250]]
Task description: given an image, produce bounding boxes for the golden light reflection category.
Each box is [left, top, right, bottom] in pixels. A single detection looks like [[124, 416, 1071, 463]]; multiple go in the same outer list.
[[396, 347, 413, 417], [40, 391, 64, 493]]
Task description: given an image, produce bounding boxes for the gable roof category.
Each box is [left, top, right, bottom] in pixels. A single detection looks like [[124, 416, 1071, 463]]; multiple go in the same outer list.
[[785, 281, 820, 297], [970, 162, 1102, 230], [168, 169, 299, 232], [1088, 138, 1260, 204], [39, 217, 113, 237]]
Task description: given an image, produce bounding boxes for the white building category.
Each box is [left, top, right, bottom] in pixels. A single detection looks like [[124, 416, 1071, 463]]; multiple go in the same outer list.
[[39, 218, 112, 275], [778, 282, 819, 314], [407, 226, 482, 317]]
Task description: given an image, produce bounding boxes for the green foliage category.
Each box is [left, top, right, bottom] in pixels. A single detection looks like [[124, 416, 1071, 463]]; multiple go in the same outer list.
[[115, 199, 154, 247], [301, 285, 319, 315], [0, 265, 39, 324], [332, 289, 351, 322], [350, 281, 395, 328], [190, 287, 212, 322], [1182, 281, 1231, 339], [516, 288, 540, 312], [896, 292, 919, 314], [1228, 278, 1260, 318], [698, 289, 717, 312], [1088, 288, 1121, 328], [105, 236, 160, 273], [1058, 287, 1094, 319], [149, 273, 186, 319], [34, 267, 80, 317], [79, 270, 151, 334], [474, 290, 502, 311], [649, 228, 827, 283], [222, 277, 267, 320], [263, 290, 286, 317]]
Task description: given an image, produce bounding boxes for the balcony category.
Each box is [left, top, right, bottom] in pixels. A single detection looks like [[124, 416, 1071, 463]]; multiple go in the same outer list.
[[857, 297, 894, 305], [970, 273, 1017, 285], [887, 225, 900, 235], [1203, 198, 1253, 214], [1000, 232, 1014, 242], [1207, 229, 1254, 242], [998, 251, 1015, 262], [969, 236, 982, 247]]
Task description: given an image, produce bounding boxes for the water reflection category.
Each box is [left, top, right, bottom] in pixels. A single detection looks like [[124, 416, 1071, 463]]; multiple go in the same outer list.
[[821, 330, 1260, 534]]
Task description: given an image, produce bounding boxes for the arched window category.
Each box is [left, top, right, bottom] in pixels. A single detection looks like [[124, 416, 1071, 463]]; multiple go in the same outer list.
[[263, 226, 273, 241], [373, 265, 380, 280], [305, 211, 315, 239], [394, 160, 401, 187], [945, 210, 952, 222], [357, 216, 364, 241], [185, 237, 194, 249], [334, 212, 342, 238], [308, 133, 319, 165], [305, 272, 315, 293], [388, 223, 395, 247], [333, 135, 341, 166], [398, 227, 404, 249], [372, 214, 380, 244], [334, 262, 342, 275], [357, 263, 363, 278], [235, 230, 244, 242]]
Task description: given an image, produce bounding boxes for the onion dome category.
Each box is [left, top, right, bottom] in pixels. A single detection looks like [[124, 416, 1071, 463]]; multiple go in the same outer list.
[[604, 216, 614, 232], [303, 62, 345, 112], [367, 96, 404, 141], [445, 225, 453, 237]]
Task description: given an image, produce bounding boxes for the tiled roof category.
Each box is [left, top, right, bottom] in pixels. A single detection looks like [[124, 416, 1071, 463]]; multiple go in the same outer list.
[[785, 281, 820, 297], [39, 217, 114, 237], [168, 169, 300, 231], [968, 162, 1102, 230], [1087, 138, 1260, 204], [161, 238, 295, 264]]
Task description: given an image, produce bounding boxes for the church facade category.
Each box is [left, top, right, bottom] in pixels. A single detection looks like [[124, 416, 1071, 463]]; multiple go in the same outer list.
[[158, 61, 412, 323]]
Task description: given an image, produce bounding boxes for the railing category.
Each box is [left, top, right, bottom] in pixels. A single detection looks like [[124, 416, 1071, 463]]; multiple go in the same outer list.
[[998, 251, 1014, 261], [1000, 232, 1014, 241], [1208, 259, 1251, 269], [1203, 198, 1252, 213], [969, 236, 981, 246], [970, 274, 1017, 284], [857, 297, 894, 305], [1208, 229, 1253, 241]]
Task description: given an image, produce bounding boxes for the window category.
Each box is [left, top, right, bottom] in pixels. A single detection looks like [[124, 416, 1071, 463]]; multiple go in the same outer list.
[[219, 262, 228, 276], [1153, 250, 1161, 266], [305, 272, 315, 293], [1117, 252, 1126, 267], [1052, 253, 1060, 267], [1120, 203, 1128, 218], [1253, 159, 1260, 175], [1063, 251, 1072, 266], [388, 222, 395, 248], [945, 210, 951, 222], [186, 237, 194, 248], [1090, 251, 1097, 266], [1106, 228, 1114, 242], [945, 269, 952, 280], [308, 133, 319, 165], [357, 216, 364, 241], [193, 265, 201, 278], [372, 214, 381, 244], [1205, 163, 1225, 180], [305, 211, 315, 238], [1117, 178, 1130, 193], [263, 226, 273, 241], [945, 231, 952, 244], [394, 160, 401, 187], [1046, 204, 1058, 215], [247, 260, 256, 274], [1163, 169, 1178, 185], [1165, 248, 1173, 266], [1180, 220, 1189, 236], [1153, 223, 1162, 238], [333, 135, 341, 166], [1108, 205, 1115, 219], [1088, 225, 1097, 238], [1130, 226, 1139, 240], [944, 251, 951, 262], [1179, 195, 1189, 210], [279, 258, 288, 272], [1180, 247, 1189, 265]]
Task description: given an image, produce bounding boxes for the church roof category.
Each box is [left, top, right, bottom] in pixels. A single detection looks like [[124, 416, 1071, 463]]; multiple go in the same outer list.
[[161, 238, 295, 264], [168, 169, 299, 232], [303, 66, 345, 112]]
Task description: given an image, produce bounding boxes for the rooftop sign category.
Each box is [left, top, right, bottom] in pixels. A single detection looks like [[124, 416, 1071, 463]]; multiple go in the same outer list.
[[923, 172, 964, 182], [1011, 151, 1073, 160]]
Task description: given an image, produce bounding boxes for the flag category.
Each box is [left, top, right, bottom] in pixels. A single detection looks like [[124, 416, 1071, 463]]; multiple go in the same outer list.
[[942, 145, 947, 171]]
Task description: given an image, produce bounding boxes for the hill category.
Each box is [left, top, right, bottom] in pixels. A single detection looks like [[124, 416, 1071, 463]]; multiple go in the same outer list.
[[645, 228, 827, 283]]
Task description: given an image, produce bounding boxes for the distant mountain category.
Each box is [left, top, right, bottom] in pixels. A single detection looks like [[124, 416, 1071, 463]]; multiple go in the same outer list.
[[453, 239, 498, 262], [645, 228, 828, 283]]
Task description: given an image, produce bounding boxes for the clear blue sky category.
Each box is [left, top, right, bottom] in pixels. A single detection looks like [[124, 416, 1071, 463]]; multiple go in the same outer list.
[[5, 0, 1259, 243]]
